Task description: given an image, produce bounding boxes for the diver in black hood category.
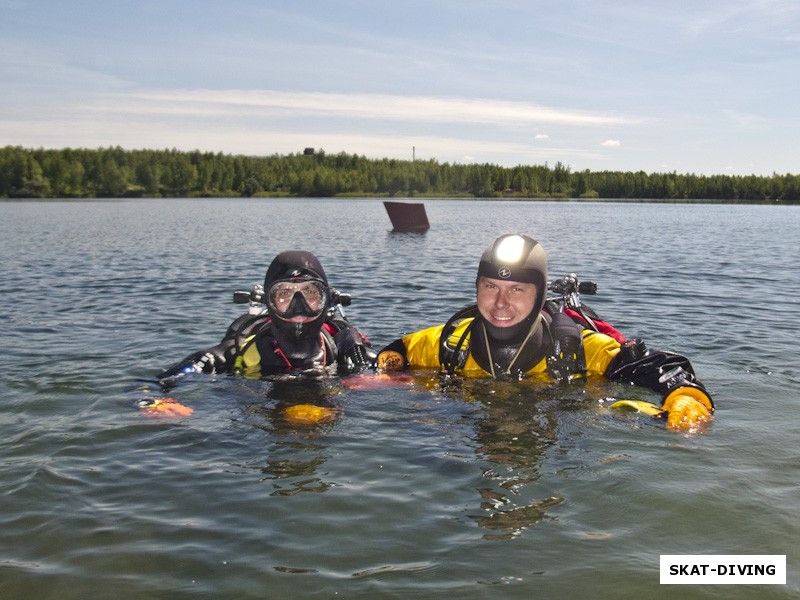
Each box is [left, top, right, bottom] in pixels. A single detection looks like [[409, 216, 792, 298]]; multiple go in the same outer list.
[[159, 250, 375, 379], [261, 250, 337, 369], [376, 233, 715, 432]]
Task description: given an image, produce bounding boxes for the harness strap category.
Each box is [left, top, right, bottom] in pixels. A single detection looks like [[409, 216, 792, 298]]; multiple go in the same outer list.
[[439, 303, 594, 379], [233, 322, 337, 373], [439, 305, 480, 376]]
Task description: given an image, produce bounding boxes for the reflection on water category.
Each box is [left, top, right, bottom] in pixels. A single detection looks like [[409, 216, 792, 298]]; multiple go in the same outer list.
[[471, 495, 565, 540], [443, 376, 614, 539], [232, 367, 574, 538], [260, 448, 333, 497], [234, 378, 346, 496]]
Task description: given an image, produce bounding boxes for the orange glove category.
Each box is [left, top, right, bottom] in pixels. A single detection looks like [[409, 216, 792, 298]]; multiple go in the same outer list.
[[661, 388, 713, 431], [377, 350, 405, 372], [138, 397, 194, 419]]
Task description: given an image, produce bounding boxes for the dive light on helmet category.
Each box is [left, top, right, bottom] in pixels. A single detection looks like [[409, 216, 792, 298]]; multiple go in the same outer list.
[[493, 234, 528, 264]]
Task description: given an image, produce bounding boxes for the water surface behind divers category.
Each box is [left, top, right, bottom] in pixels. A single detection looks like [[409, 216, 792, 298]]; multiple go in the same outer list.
[[0, 198, 797, 599]]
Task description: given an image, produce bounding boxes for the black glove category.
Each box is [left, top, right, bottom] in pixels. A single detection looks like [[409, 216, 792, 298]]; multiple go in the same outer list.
[[158, 347, 226, 380], [334, 327, 376, 371], [546, 311, 587, 382]]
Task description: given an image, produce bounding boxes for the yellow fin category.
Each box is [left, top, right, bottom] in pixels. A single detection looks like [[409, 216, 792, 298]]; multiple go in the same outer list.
[[609, 400, 664, 416], [282, 404, 337, 425]]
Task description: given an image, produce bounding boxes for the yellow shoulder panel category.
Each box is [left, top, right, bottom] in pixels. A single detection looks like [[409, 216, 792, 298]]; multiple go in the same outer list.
[[582, 330, 621, 374]]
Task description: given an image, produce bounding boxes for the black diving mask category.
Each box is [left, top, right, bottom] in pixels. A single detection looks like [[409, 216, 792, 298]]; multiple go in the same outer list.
[[267, 279, 329, 319]]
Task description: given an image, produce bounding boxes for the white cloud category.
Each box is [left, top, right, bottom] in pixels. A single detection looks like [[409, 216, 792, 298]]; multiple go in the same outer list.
[[0, 113, 608, 165], [534, 133, 550, 140], [601, 139, 621, 147], [108, 89, 640, 128]]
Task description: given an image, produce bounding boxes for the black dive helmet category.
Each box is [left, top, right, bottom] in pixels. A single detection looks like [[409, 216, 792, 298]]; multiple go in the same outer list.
[[477, 233, 548, 342], [264, 251, 332, 339]]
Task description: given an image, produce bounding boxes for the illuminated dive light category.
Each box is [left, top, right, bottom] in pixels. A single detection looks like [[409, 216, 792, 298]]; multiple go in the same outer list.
[[494, 234, 526, 264]]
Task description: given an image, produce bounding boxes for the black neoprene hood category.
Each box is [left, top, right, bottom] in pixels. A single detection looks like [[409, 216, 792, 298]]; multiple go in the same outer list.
[[264, 250, 329, 289]]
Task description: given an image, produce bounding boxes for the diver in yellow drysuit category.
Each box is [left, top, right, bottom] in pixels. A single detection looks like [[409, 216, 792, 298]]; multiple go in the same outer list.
[[377, 234, 713, 431]]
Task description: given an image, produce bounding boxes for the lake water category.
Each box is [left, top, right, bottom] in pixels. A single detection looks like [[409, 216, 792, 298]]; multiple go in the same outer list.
[[1, 198, 798, 599]]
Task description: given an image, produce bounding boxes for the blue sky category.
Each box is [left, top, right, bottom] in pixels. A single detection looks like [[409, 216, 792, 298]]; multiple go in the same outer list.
[[2, 0, 799, 175]]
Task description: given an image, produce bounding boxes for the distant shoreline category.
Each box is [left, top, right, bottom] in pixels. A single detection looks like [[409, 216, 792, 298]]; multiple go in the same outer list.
[[2, 196, 788, 206], [2, 145, 797, 204]]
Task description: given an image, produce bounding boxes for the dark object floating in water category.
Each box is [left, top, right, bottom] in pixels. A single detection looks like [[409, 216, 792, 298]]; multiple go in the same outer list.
[[383, 201, 430, 231]]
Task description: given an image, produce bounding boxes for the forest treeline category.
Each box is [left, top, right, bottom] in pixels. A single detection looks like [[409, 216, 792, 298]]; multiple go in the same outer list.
[[2, 145, 798, 203]]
